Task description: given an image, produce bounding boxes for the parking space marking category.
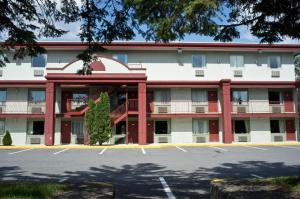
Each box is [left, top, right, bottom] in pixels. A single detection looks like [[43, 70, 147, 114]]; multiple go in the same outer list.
[[209, 146, 228, 152], [141, 148, 146, 155], [159, 177, 176, 199], [8, 148, 33, 155], [243, 146, 268, 151], [99, 148, 107, 155], [251, 174, 263, 178], [175, 146, 187, 152], [278, 146, 300, 150], [53, 148, 69, 155]]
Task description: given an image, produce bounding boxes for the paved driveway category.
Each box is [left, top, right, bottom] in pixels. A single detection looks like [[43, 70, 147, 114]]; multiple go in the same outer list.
[[1, 145, 300, 199]]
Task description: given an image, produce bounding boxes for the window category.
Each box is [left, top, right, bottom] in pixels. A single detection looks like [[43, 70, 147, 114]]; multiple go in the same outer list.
[[191, 89, 207, 103], [0, 90, 6, 105], [232, 90, 248, 104], [28, 90, 45, 103], [72, 93, 88, 104], [113, 54, 128, 64], [72, 121, 84, 136], [116, 121, 126, 135], [234, 120, 248, 134], [192, 55, 206, 68], [193, 120, 207, 134], [155, 121, 169, 134], [270, 120, 280, 133], [268, 56, 281, 68], [0, 120, 5, 135], [268, 91, 281, 104], [230, 55, 244, 67], [32, 121, 44, 135], [154, 89, 170, 104], [32, 54, 47, 68]]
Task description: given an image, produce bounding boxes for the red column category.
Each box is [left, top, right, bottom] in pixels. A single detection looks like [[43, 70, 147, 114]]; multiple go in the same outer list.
[[138, 82, 147, 145], [220, 79, 233, 143], [44, 82, 56, 146]]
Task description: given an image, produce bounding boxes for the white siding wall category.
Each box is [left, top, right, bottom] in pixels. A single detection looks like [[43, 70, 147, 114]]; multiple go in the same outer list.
[[54, 118, 61, 145], [249, 89, 269, 113], [250, 118, 271, 143], [171, 118, 193, 143], [170, 88, 191, 113], [5, 118, 27, 145]]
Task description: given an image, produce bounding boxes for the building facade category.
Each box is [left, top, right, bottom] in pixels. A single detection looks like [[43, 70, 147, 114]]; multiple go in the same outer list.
[[0, 42, 300, 145]]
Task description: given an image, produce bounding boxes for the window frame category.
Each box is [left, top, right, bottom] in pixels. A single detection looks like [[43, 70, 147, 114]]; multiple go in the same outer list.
[[233, 120, 249, 134], [192, 55, 206, 68], [113, 54, 128, 65], [28, 89, 46, 104], [31, 54, 47, 68], [192, 119, 208, 134], [268, 56, 281, 69], [230, 55, 244, 68], [268, 90, 282, 105], [154, 120, 170, 135], [232, 90, 249, 105]]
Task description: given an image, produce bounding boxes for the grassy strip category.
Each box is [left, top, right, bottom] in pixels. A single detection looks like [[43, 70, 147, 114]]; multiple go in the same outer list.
[[258, 176, 300, 197], [0, 182, 65, 199]]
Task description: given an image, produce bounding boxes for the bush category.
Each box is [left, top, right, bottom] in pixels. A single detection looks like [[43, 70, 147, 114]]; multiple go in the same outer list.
[[3, 130, 12, 146]]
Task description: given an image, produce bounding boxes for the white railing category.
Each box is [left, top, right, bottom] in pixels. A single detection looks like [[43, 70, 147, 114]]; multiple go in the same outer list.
[[0, 101, 45, 114], [153, 101, 209, 114], [232, 103, 288, 113]]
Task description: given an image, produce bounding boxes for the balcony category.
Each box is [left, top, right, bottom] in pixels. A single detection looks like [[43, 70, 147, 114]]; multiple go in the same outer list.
[[232, 103, 289, 114], [153, 101, 211, 114], [0, 101, 45, 114]]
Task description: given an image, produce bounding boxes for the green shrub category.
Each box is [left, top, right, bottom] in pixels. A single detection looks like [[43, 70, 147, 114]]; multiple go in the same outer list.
[[3, 130, 12, 146]]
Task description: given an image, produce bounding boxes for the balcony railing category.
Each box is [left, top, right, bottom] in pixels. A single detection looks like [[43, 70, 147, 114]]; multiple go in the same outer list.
[[232, 103, 288, 113], [0, 101, 45, 114], [153, 101, 210, 114]]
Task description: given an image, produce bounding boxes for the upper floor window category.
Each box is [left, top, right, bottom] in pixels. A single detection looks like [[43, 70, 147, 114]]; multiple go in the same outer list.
[[113, 54, 128, 65], [232, 90, 248, 104], [268, 56, 281, 69], [193, 119, 207, 134], [230, 55, 244, 67], [191, 89, 207, 103], [32, 54, 47, 68], [154, 89, 171, 104], [28, 90, 45, 103], [192, 55, 206, 68], [268, 91, 281, 104], [0, 120, 5, 135], [0, 90, 6, 104]]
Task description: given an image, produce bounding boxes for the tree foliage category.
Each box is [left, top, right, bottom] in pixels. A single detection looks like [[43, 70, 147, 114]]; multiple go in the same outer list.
[[85, 92, 112, 145], [3, 130, 12, 146]]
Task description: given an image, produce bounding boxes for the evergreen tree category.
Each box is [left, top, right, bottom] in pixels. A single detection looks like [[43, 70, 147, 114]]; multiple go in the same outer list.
[[85, 99, 97, 145], [3, 130, 12, 146]]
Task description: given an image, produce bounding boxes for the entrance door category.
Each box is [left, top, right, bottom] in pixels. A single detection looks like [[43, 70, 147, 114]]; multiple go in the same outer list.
[[284, 91, 294, 112], [128, 121, 138, 143], [61, 121, 71, 144], [209, 120, 219, 142], [286, 119, 296, 141], [208, 91, 218, 112]]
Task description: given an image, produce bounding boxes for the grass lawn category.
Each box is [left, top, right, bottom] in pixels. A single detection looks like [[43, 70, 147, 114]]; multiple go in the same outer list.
[[258, 176, 300, 198], [0, 182, 65, 199]]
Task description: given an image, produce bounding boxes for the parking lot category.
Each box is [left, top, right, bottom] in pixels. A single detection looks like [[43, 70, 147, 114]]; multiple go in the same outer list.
[[1, 145, 300, 199]]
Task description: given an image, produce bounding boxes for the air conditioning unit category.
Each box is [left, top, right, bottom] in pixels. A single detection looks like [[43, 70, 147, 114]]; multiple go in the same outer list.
[[158, 136, 168, 143], [195, 106, 205, 113], [238, 135, 248, 142], [31, 107, 42, 114], [158, 106, 168, 113], [273, 135, 284, 142], [234, 70, 243, 77], [272, 106, 282, 113], [33, 70, 44, 77], [30, 137, 41, 144], [271, 71, 280, 78], [196, 136, 206, 143], [237, 106, 246, 113], [195, 70, 204, 77]]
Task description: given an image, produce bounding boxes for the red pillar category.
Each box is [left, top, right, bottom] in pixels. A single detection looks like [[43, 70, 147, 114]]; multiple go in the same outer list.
[[220, 79, 233, 143], [138, 82, 147, 145], [44, 82, 56, 146]]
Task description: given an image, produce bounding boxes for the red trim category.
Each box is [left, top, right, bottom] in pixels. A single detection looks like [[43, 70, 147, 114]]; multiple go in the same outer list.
[[232, 113, 298, 118], [0, 114, 45, 118], [0, 80, 46, 88], [149, 113, 221, 118], [44, 82, 56, 146], [221, 80, 233, 143], [138, 83, 147, 145]]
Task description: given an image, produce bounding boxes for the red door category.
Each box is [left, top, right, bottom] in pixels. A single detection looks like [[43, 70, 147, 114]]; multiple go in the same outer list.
[[128, 121, 138, 143], [208, 91, 218, 112], [286, 119, 296, 141], [147, 121, 154, 144], [61, 121, 71, 144], [284, 91, 294, 112], [62, 91, 72, 113], [209, 120, 219, 142]]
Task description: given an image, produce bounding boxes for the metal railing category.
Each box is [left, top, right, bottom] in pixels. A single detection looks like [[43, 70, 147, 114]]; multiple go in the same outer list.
[[0, 101, 45, 114], [153, 100, 209, 114], [232, 103, 288, 113]]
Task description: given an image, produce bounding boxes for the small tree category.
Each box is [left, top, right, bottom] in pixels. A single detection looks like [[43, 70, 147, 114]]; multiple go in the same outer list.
[[3, 130, 12, 146], [85, 92, 112, 145]]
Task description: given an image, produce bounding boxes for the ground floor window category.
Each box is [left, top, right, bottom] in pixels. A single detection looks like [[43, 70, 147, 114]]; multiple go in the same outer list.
[[234, 120, 248, 134], [0, 119, 5, 135], [193, 119, 207, 134], [155, 121, 169, 134], [270, 120, 280, 133], [32, 121, 44, 135], [72, 121, 84, 137], [116, 121, 126, 135]]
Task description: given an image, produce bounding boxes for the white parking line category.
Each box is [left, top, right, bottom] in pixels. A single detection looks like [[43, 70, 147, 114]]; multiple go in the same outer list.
[[99, 148, 107, 155], [243, 146, 268, 151], [53, 148, 69, 155], [209, 146, 228, 152], [159, 177, 176, 199], [8, 148, 33, 155], [175, 146, 187, 152], [278, 146, 300, 150], [141, 148, 146, 155], [251, 174, 263, 178]]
